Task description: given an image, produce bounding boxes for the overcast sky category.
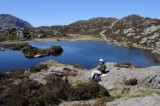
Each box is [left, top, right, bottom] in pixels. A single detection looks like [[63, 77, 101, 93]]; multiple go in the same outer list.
[[0, 0, 160, 27]]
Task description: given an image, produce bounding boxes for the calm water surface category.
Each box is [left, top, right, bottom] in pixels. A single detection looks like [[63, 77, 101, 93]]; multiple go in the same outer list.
[[0, 41, 160, 72]]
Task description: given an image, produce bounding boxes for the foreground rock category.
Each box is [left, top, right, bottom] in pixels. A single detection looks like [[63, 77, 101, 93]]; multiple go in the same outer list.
[[0, 60, 109, 106], [107, 93, 160, 106], [1, 60, 160, 106], [41, 61, 160, 106], [99, 62, 160, 92]]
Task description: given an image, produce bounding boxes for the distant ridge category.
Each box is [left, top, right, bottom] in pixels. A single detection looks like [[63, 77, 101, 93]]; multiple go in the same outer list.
[[0, 14, 33, 28]]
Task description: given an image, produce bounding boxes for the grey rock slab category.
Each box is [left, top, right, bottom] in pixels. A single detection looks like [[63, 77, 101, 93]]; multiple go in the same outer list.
[[107, 93, 160, 106]]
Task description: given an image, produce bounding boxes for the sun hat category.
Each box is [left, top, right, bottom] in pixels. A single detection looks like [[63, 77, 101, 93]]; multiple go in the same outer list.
[[99, 59, 104, 62]]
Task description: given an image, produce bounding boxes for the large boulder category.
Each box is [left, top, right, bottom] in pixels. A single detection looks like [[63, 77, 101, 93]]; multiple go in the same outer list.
[[99, 63, 160, 91]]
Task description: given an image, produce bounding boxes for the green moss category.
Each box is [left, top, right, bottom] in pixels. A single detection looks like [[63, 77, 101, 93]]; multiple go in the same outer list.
[[138, 89, 160, 96], [42, 59, 66, 67], [97, 38, 106, 42], [69, 79, 83, 86], [111, 89, 160, 100], [112, 93, 140, 99], [93, 97, 114, 106], [73, 65, 85, 70]]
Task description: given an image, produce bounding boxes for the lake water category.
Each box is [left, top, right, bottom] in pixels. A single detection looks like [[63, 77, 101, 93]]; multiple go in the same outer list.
[[0, 41, 160, 72]]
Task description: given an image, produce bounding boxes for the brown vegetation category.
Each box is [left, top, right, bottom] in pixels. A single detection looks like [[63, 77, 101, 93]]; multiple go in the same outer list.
[[124, 78, 138, 85], [0, 67, 110, 106], [6, 43, 63, 58], [114, 62, 144, 68]]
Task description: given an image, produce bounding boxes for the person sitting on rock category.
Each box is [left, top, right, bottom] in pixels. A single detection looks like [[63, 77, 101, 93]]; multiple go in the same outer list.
[[90, 59, 106, 81]]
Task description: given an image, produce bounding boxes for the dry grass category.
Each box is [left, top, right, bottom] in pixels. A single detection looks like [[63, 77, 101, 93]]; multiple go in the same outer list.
[[67, 34, 104, 41]]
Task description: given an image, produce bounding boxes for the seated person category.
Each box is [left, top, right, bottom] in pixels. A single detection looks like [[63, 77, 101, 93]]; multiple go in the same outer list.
[[90, 59, 106, 81]]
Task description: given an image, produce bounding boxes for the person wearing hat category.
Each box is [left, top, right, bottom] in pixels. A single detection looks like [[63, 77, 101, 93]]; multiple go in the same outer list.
[[90, 59, 106, 81]]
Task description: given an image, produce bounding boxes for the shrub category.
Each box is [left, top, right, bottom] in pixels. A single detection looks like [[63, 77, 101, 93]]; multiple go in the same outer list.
[[73, 65, 84, 70], [45, 74, 70, 100], [49, 46, 63, 53], [93, 97, 114, 106], [7, 69, 29, 79], [114, 62, 143, 68], [30, 64, 48, 73], [114, 62, 132, 68], [0, 79, 44, 106], [0, 73, 9, 80], [68, 82, 110, 101], [124, 78, 137, 85], [0, 73, 110, 105], [63, 67, 77, 76]]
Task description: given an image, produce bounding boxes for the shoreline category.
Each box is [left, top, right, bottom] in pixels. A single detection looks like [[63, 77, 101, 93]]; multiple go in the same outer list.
[[0, 34, 160, 55], [104, 40, 160, 55], [0, 34, 104, 44]]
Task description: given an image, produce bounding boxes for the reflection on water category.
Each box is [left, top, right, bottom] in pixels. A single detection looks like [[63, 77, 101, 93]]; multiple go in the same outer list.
[[0, 41, 160, 72]]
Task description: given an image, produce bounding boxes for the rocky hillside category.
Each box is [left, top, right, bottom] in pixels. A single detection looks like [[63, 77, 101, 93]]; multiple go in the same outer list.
[[66, 17, 117, 35], [0, 14, 33, 29], [43, 15, 160, 53], [102, 14, 160, 51], [38, 17, 118, 37]]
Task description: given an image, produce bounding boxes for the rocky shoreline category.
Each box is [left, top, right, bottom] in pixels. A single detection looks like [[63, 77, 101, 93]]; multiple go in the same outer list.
[[104, 39, 160, 55], [0, 60, 160, 106]]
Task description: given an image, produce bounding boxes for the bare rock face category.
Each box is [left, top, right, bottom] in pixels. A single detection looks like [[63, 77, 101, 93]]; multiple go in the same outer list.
[[107, 93, 160, 106], [27, 60, 160, 106], [99, 63, 160, 95]]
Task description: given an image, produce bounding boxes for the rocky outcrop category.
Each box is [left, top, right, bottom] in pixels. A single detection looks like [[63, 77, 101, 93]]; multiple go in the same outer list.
[[97, 62, 160, 94], [102, 14, 160, 53], [67, 17, 118, 35], [107, 93, 160, 106], [63, 62, 160, 106]]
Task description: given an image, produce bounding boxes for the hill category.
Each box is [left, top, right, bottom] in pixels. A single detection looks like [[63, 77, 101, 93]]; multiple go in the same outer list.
[[0, 14, 33, 29], [102, 14, 160, 51]]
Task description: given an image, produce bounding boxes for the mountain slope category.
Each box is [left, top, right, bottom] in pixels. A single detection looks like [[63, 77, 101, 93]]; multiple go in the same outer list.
[[67, 17, 118, 35], [0, 14, 33, 28], [101, 14, 160, 51]]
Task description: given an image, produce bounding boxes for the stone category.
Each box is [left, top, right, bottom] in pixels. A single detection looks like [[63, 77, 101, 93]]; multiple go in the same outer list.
[[106, 93, 160, 106], [144, 25, 160, 35], [156, 84, 160, 89], [34, 54, 44, 58], [0, 47, 5, 51]]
